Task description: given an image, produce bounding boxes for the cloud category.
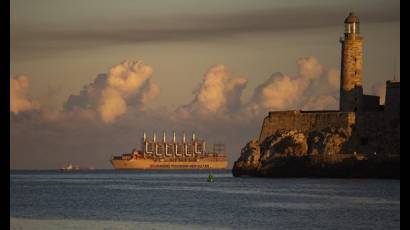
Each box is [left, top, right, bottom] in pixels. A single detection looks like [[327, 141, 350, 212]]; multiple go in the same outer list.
[[64, 60, 159, 123], [176, 64, 247, 119], [98, 88, 127, 123], [11, 57, 344, 169], [248, 72, 301, 111], [302, 95, 338, 111], [247, 57, 339, 114], [326, 69, 340, 90], [12, 2, 400, 55], [14, 57, 337, 123], [10, 75, 40, 114], [297, 57, 324, 80], [372, 82, 386, 104]]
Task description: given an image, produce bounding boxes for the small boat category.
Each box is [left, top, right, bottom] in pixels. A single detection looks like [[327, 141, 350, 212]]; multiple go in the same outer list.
[[207, 173, 214, 182], [60, 163, 74, 171], [60, 163, 87, 171]]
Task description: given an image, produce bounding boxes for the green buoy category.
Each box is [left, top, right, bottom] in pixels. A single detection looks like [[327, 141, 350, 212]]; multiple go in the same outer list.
[[207, 173, 214, 182]]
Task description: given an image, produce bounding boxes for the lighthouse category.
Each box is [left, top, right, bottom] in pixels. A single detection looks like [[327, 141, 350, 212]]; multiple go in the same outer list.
[[340, 12, 364, 112]]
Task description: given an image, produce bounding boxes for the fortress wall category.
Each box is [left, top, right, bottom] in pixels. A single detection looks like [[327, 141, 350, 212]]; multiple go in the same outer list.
[[258, 110, 356, 143], [257, 110, 399, 155], [362, 94, 380, 111], [355, 111, 400, 155], [385, 81, 400, 112]]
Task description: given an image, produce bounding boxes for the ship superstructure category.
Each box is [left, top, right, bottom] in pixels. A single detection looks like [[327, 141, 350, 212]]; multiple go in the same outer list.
[[110, 132, 228, 169]]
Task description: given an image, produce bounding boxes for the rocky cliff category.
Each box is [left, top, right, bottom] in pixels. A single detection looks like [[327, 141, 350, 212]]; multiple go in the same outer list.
[[232, 128, 400, 178]]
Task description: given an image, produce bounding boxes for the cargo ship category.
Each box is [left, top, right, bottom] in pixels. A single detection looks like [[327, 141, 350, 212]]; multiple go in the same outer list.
[[110, 132, 229, 170]]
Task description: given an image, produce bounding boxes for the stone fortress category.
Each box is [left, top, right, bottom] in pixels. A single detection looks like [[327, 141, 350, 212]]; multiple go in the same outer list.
[[233, 13, 400, 177]]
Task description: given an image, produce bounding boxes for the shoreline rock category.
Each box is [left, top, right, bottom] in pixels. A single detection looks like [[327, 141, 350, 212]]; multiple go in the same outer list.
[[232, 129, 400, 179]]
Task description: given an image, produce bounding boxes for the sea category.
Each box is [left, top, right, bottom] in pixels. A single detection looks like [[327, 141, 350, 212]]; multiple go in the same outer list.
[[10, 170, 400, 230]]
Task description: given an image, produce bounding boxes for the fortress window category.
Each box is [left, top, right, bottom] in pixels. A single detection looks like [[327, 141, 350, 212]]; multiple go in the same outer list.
[[360, 137, 368, 145], [354, 107, 357, 112]]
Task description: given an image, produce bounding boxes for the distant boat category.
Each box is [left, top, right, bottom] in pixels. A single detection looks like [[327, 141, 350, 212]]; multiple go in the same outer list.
[[60, 164, 95, 171], [60, 163, 74, 171]]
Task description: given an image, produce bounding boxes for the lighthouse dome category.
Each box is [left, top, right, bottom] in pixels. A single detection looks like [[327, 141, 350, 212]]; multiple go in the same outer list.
[[344, 12, 360, 23]]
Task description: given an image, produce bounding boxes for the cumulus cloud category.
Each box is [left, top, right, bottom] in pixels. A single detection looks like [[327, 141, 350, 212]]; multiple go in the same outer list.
[[247, 57, 339, 114], [58, 57, 339, 123], [247, 72, 301, 112], [64, 60, 160, 123], [297, 57, 324, 80], [11, 57, 346, 169], [326, 69, 340, 90], [176, 64, 247, 119], [98, 88, 127, 123], [10, 75, 40, 114], [302, 95, 338, 110], [372, 82, 386, 104]]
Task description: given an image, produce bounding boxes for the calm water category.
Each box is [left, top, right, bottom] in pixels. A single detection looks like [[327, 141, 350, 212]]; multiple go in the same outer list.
[[10, 170, 400, 230]]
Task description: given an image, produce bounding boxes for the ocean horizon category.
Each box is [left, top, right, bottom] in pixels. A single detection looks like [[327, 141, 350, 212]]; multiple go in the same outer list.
[[10, 170, 400, 230]]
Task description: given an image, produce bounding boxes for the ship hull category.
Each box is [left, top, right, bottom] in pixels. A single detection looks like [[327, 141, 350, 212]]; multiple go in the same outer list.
[[111, 158, 228, 170]]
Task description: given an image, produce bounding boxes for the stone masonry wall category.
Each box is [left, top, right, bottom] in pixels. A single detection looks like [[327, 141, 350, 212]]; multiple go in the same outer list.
[[354, 111, 400, 155], [258, 110, 399, 156], [340, 37, 363, 112], [258, 110, 356, 143]]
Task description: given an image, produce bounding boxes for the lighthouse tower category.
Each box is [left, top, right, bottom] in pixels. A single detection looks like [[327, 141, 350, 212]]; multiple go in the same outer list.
[[340, 12, 363, 112]]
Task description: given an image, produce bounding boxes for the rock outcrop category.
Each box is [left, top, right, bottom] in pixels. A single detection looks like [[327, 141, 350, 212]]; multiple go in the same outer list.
[[232, 140, 261, 176], [233, 128, 400, 178]]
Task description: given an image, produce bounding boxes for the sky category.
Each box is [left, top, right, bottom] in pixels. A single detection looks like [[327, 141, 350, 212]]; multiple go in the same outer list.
[[10, 0, 400, 169]]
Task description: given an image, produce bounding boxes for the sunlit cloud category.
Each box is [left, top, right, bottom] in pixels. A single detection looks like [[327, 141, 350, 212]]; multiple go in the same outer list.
[[11, 57, 343, 168], [246, 57, 339, 115], [63, 60, 160, 123], [176, 64, 247, 119], [10, 75, 40, 114], [372, 82, 386, 104]]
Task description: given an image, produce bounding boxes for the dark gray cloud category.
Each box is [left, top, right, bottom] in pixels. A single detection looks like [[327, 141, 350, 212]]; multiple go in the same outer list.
[[63, 74, 107, 111], [12, 4, 399, 55]]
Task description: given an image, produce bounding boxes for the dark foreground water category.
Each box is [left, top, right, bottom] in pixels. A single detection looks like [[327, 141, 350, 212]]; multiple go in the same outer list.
[[11, 170, 400, 230]]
